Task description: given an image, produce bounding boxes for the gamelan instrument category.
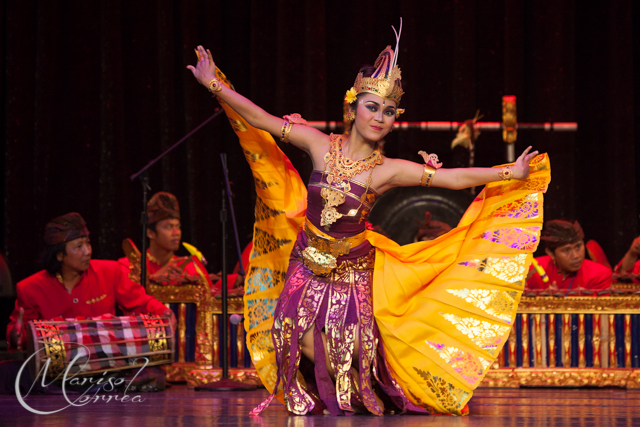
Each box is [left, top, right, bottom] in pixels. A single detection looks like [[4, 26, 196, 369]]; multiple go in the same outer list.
[[26, 314, 174, 380]]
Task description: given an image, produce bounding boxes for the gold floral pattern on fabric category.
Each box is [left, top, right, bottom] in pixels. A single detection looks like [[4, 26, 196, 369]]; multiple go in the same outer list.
[[458, 254, 528, 284], [407, 389, 438, 415], [486, 193, 540, 221], [288, 281, 328, 414], [255, 177, 279, 190], [277, 317, 311, 414], [325, 278, 354, 412], [270, 247, 382, 415], [426, 341, 491, 386], [243, 149, 267, 163], [347, 259, 382, 415], [247, 298, 277, 329], [439, 312, 510, 356], [446, 289, 519, 323], [475, 226, 540, 251], [246, 266, 286, 295], [528, 154, 548, 171], [254, 197, 285, 222], [335, 249, 376, 271], [484, 177, 549, 198], [228, 117, 248, 132], [412, 367, 469, 414], [253, 227, 292, 256], [248, 329, 275, 364]]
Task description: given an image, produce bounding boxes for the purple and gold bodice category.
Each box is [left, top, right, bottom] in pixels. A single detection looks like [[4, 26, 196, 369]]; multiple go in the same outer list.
[[306, 170, 379, 238]]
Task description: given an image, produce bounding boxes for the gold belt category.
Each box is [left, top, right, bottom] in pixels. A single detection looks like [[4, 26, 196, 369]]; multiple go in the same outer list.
[[302, 220, 368, 276], [304, 221, 367, 256]]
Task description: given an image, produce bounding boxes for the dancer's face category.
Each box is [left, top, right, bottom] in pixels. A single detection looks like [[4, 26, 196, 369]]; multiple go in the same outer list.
[[353, 94, 396, 141]]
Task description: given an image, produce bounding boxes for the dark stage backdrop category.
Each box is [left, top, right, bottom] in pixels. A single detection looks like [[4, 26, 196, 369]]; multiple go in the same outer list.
[[1, 1, 639, 292]]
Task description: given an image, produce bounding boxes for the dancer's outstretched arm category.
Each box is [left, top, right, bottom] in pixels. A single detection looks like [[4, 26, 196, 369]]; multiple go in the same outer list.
[[187, 45, 329, 156], [379, 146, 539, 192]]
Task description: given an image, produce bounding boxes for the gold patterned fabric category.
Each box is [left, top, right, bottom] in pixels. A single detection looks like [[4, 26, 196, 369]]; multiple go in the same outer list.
[[368, 154, 550, 414], [214, 70, 307, 401], [216, 67, 550, 415]]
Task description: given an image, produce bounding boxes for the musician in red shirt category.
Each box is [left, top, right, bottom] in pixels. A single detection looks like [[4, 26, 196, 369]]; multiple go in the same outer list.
[[117, 192, 220, 285], [526, 219, 612, 295], [6, 212, 173, 351]]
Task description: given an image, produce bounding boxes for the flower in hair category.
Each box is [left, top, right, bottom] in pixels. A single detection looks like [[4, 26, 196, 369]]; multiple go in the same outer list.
[[345, 87, 358, 104]]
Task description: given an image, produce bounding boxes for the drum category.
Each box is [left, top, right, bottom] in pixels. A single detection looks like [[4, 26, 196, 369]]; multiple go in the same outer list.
[[26, 314, 174, 380]]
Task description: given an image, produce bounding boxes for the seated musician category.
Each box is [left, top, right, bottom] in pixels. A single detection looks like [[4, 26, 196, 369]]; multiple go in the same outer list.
[[119, 191, 213, 284], [526, 219, 612, 295], [3, 213, 174, 393], [614, 235, 640, 282]]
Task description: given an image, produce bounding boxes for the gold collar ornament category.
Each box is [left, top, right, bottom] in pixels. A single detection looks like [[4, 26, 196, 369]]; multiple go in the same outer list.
[[344, 19, 405, 114], [320, 134, 382, 228]]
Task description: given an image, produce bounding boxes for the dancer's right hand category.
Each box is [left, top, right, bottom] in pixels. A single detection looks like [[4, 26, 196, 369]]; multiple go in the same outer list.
[[186, 45, 217, 87]]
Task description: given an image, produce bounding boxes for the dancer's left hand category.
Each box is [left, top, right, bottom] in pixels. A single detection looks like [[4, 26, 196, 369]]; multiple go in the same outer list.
[[512, 146, 539, 180], [186, 45, 217, 87]]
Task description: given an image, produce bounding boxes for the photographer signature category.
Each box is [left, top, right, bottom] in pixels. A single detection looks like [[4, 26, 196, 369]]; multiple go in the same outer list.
[[16, 344, 148, 415]]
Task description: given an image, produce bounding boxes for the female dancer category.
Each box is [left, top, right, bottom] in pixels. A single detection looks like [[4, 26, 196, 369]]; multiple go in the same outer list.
[[188, 29, 548, 416]]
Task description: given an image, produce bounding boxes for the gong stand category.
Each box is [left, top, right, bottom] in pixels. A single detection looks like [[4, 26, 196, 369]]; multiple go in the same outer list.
[[194, 153, 256, 392]]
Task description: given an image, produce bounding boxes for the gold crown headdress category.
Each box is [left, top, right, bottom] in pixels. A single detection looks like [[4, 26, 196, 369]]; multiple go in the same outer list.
[[345, 19, 405, 113]]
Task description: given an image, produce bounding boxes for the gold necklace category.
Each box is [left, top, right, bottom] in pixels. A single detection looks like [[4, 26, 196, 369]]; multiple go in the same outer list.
[[320, 134, 381, 228]]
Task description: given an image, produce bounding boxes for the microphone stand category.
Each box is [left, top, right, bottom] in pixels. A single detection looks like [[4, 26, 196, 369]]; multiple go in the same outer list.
[[130, 109, 223, 287], [195, 153, 256, 391]]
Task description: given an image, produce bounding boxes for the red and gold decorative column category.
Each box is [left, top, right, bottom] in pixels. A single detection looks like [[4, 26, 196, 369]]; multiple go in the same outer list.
[[534, 314, 543, 367], [609, 315, 617, 368], [578, 314, 586, 367], [548, 314, 556, 367], [625, 314, 632, 368], [179, 303, 187, 363], [212, 314, 219, 367], [508, 322, 517, 367], [562, 314, 572, 367], [522, 314, 530, 367], [592, 314, 601, 368]]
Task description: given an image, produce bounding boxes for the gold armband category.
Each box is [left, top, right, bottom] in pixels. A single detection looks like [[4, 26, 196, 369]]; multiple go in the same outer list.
[[498, 165, 513, 181], [420, 164, 436, 187], [280, 113, 307, 143], [280, 121, 293, 143], [207, 78, 223, 94]]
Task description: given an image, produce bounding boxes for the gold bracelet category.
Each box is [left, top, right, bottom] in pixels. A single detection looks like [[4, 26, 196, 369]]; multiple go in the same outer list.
[[420, 164, 436, 187], [207, 78, 222, 94], [281, 121, 293, 143], [498, 165, 513, 181]]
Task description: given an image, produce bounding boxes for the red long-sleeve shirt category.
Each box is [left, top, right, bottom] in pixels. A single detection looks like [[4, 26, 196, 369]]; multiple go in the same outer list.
[[527, 255, 612, 292], [118, 253, 199, 284], [6, 259, 168, 350]]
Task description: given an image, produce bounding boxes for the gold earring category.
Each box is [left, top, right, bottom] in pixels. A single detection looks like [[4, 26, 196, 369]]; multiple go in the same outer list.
[[347, 111, 355, 121]]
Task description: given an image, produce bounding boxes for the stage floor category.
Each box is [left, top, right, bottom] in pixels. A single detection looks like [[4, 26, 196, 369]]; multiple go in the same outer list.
[[3, 386, 640, 426]]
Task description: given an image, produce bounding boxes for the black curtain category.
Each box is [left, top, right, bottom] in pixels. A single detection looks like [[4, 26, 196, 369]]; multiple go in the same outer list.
[[1, 0, 638, 289]]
